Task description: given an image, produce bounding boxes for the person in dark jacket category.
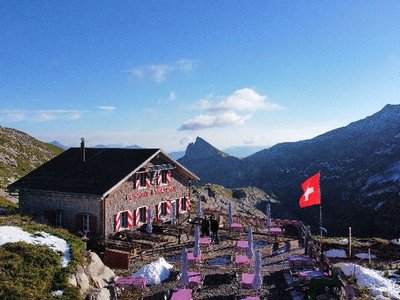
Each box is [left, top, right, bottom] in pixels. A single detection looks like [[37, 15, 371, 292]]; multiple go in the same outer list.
[[201, 217, 210, 237], [210, 215, 220, 244]]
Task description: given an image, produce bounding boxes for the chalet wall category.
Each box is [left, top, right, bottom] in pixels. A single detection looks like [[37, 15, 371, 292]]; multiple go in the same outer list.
[[104, 163, 192, 238], [19, 190, 102, 235]]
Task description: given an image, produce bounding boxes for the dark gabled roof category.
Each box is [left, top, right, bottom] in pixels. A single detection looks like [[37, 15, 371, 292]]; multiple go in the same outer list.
[[7, 148, 161, 195]]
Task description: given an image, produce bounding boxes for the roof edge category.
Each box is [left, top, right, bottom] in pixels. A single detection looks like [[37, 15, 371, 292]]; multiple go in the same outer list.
[[102, 149, 162, 198]]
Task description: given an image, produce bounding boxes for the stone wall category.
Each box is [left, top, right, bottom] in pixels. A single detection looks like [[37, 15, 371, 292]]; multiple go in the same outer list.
[[20, 190, 102, 235], [104, 160, 192, 238], [18, 154, 196, 240]]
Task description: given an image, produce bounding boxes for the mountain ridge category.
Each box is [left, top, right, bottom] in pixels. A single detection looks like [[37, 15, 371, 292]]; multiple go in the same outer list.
[[0, 126, 63, 189], [179, 104, 400, 237]]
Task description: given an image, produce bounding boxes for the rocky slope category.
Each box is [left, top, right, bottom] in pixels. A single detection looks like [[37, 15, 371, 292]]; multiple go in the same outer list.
[[0, 126, 63, 189], [191, 184, 287, 219], [179, 104, 400, 238]]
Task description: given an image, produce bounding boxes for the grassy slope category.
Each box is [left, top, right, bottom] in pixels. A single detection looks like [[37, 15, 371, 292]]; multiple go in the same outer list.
[[0, 126, 63, 189], [0, 213, 84, 300]]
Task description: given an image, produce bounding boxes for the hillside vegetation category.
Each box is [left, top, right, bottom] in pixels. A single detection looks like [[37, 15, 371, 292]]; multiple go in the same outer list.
[[0, 126, 63, 189], [0, 214, 84, 299]]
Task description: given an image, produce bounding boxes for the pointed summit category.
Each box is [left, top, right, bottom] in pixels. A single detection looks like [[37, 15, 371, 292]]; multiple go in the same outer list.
[[183, 137, 228, 160]]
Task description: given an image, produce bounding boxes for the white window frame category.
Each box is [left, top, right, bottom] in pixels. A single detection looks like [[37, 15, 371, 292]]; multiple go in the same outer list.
[[139, 173, 147, 189], [120, 211, 129, 229], [181, 198, 187, 212], [160, 202, 167, 216], [161, 170, 168, 185], [82, 214, 90, 233], [56, 211, 63, 227], [139, 207, 146, 223]]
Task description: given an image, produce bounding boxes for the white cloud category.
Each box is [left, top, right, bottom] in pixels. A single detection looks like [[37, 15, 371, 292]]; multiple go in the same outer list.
[[199, 88, 283, 112], [149, 64, 171, 82], [179, 136, 194, 146], [168, 91, 177, 101], [98, 106, 116, 111], [243, 138, 255, 145], [133, 59, 198, 83], [178, 112, 251, 131], [1, 111, 26, 122], [180, 88, 283, 131], [0, 109, 85, 122]]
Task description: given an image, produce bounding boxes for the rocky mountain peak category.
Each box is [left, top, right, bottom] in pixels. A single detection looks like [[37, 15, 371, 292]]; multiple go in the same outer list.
[[184, 137, 228, 160]]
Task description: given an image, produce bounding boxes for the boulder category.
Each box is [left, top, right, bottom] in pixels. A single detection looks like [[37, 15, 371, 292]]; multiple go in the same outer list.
[[88, 288, 111, 300], [68, 274, 77, 287], [75, 265, 90, 294], [87, 252, 115, 288]]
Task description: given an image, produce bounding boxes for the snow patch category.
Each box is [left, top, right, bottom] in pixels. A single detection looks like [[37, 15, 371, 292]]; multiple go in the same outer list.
[[52, 290, 63, 297], [336, 263, 400, 299], [355, 253, 377, 260], [0, 226, 71, 267], [325, 249, 347, 258], [390, 239, 400, 246], [132, 257, 173, 285]]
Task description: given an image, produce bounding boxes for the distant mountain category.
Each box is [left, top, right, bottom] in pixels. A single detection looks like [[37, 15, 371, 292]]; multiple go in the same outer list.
[[94, 144, 141, 149], [178, 137, 243, 186], [168, 150, 186, 160], [179, 105, 400, 238], [49, 140, 68, 150], [223, 145, 266, 158], [0, 127, 63, 189]]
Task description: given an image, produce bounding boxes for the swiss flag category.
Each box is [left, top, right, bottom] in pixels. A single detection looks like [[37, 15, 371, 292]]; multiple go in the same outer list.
[[299, 173, 321, 208]]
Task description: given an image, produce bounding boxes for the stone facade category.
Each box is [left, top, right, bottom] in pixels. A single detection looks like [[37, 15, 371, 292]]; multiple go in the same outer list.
[[18, 153, 195, 240], [19, 189, 102, 235], [104, 159, 192, 238]]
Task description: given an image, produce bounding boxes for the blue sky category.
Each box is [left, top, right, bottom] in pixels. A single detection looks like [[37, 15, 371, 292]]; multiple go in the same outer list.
[[1, 1, 400, 152]]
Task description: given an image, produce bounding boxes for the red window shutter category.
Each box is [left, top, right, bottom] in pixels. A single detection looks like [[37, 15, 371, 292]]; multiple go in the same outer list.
[[75, 214, 82, 232], [134, 174, 140, 189], [166, 170, 172, 184], [90, 216, 97, 234], [114, 212, 121, 232], [127, 211, 133, 228], [146, 174, 151, 188]]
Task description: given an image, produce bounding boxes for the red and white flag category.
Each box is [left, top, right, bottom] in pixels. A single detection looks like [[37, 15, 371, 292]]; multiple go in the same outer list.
[[299, 173, 321, 208]]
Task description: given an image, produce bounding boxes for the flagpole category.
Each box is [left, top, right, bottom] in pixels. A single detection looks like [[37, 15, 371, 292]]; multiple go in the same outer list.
[[319, 203, 323, 236], [319, 172, 323, 237]]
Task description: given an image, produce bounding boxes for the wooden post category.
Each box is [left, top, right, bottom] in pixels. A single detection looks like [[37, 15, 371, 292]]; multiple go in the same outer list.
[[348, 227, 352, 259], [368, 248, 371, 264]]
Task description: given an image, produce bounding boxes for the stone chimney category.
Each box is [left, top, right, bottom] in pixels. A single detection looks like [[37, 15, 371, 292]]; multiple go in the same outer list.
[[80, 138, 85, 163]]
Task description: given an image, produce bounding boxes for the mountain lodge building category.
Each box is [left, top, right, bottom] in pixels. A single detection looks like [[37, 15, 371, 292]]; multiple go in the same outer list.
[[7, 142, 199, 240]]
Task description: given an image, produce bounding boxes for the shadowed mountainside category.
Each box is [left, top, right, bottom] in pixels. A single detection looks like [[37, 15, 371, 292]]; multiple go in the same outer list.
[[179, 104, 400, 238]]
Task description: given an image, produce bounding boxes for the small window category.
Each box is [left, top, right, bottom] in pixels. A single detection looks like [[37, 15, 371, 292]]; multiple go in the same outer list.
[[56, 211, 63, 227], [82, 214, 90, 232], [161, 170, 168, 184], [121, 211, 128, 229], [160, 202, 167, 216], [139, 173, 147, 188], [181, 198, 187, 211], [139, 207, 146, 223]]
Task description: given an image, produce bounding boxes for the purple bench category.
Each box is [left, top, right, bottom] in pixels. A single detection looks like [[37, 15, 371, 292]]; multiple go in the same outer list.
[[171, 288, 192, 300]]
